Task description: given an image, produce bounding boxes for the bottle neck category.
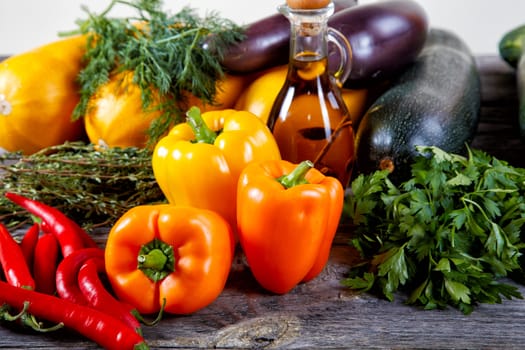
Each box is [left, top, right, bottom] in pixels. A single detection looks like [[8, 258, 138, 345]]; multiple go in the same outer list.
[[279, 3, 334, 62]]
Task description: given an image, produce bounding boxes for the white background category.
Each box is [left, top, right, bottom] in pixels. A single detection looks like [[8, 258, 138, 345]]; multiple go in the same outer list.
[[1, 0, 525, 56]]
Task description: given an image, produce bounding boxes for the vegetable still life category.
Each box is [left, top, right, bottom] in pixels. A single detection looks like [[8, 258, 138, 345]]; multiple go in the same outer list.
[[1, 0, 525, 348]]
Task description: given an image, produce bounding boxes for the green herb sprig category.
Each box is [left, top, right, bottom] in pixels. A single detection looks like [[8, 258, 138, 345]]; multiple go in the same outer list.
[[343, 145, 525, 314], [0, 142, 165, 230], [68, 0, 244, 145]]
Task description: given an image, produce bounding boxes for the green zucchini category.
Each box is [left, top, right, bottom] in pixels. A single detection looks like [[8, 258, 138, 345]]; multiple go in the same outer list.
[[354, 28, 481, 182], [499, 24, 525, 140]]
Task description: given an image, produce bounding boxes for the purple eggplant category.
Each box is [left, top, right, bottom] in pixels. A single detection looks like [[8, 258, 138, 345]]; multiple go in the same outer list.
[[332, 0, 429, 86], [221, 0, 428, 86], [220, 0, 357, 74]]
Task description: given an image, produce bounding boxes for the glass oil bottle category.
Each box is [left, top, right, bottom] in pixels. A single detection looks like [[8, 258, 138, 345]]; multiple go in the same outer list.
[[267, 0, 354, 187]]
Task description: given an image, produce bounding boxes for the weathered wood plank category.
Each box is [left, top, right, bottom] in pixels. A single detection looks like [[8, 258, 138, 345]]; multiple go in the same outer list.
[[472, 55, 525, 167], [137, 245, 525, 350], [1, 55, 525, 349]]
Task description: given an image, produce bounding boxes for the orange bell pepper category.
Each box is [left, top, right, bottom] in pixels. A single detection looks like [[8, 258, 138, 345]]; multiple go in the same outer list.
[[104, 204, 234, 315], [237, 159, 344, 294], [152, 107, 281, 234]]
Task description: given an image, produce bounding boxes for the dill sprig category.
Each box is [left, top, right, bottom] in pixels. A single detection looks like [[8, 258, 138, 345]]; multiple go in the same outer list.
[[70, 0, 244, 145], [0, 142, 165, 230]]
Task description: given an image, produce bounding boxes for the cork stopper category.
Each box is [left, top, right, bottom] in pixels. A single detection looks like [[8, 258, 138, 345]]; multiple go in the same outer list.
[[286, 0, 331, 10]]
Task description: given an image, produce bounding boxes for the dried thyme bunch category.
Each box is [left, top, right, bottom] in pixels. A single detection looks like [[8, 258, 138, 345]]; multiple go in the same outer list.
[[0, 142, 165, 230]]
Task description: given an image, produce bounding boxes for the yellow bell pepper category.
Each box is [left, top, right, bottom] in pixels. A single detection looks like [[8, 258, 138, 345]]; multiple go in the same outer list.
[[152, 107, 281, 234]]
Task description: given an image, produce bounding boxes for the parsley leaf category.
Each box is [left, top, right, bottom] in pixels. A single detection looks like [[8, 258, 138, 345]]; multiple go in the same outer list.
[[342, 145, 525, 314]]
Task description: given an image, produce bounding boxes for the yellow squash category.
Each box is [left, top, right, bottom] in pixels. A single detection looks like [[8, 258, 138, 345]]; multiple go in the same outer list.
[[235, 65, 368, 126], [84, 70, 161, 149], [85, 72, 248, 149], [184, 73, 248, 112], [0, 35, 86, 154]]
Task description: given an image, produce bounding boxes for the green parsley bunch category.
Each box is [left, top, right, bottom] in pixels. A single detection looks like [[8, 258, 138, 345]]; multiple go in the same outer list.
[[343, 145, 525, 314]]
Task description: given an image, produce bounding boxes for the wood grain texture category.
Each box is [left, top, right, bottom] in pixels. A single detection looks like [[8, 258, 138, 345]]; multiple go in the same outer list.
[[1, 55, 525, 349]]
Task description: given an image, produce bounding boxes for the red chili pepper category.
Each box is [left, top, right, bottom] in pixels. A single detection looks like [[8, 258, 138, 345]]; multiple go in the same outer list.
[[55, 248, 105, 305], [19, 223, 40, 268], [0, 222, 35, 290], [0, 279, 149, 349], [33, 232, 60, 295], [78, 258, 143, 334], [4, 192, 98, 257]]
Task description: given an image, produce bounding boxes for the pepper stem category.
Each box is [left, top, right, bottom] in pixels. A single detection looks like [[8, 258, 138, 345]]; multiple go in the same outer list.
[[137, 239, 175, 282], [139, 249, 167, 270], [276, 160, 313, 189], [186, 106, 217, 144]]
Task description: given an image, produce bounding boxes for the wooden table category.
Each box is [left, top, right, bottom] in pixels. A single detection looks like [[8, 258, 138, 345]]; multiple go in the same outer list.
[[2, 55, 525, 349]]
